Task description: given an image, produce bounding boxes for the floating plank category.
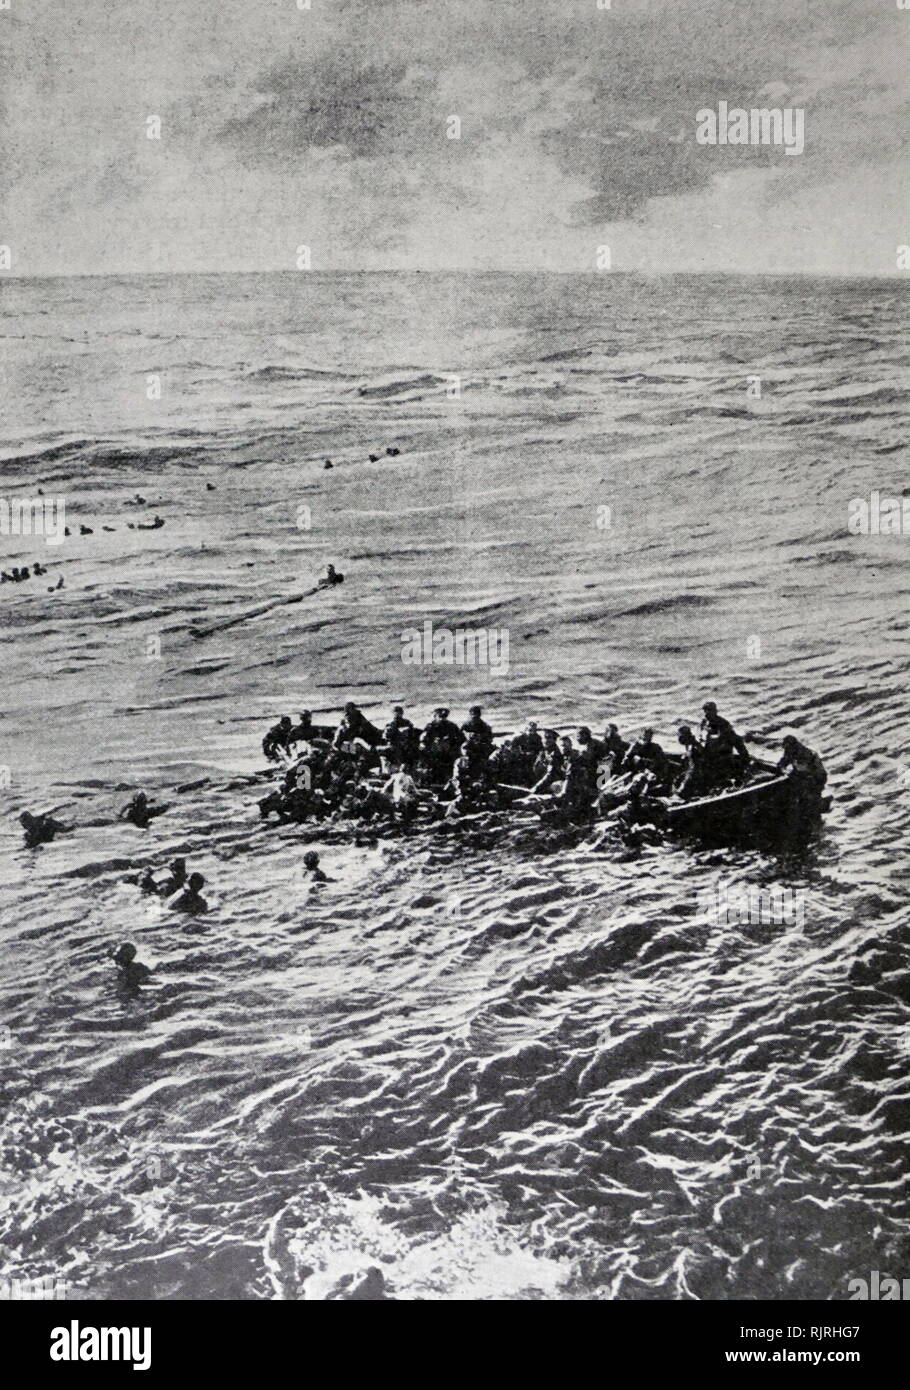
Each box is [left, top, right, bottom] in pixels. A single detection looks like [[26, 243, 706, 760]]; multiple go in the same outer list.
[[189, 584, 323, 639]]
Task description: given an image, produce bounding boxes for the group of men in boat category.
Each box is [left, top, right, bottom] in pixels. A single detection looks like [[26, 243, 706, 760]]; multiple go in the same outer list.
[[257, 699, 827, 832]]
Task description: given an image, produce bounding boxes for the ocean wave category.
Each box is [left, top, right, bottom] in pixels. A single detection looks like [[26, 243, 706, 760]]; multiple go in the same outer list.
[[244, 365, 355, 383], [1, 269, 908, 1300], [357, 373, 446, 399]]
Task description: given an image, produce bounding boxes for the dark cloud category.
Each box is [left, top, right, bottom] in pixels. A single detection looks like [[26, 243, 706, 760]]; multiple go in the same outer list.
[[6, 0, 906, 273], [219, 57, 436, 164], [216, 0, 901, 233], [562, 137, 714, 225], [535, 0, 903, 226]]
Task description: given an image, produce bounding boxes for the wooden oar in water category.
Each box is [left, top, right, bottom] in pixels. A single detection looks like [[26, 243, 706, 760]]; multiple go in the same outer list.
[[189, 583, 323, 639]]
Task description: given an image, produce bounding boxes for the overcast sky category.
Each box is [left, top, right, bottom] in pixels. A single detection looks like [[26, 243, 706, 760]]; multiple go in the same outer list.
[[2, 0, 908, 276]]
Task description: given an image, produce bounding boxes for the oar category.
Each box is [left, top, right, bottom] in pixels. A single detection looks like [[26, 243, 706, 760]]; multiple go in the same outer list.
[[189, 583, 322, 639]]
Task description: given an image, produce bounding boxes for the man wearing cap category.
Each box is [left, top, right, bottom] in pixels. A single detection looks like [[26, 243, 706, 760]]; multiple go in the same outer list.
[[420, 707, 464, 782], [460, 705, 494, 753], [333, 701, 382, 750], [382, 705, 419, 768], [700, 702, 751, 784]]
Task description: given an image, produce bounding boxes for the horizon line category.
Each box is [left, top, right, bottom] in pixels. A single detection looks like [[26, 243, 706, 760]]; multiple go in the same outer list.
[[2, 268, 909, 284]]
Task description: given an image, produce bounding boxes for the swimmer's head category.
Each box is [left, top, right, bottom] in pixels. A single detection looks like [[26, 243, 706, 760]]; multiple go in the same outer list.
[[19, 811, 34, 827], [113, 943, 137, 966], [188, 873, 205, 890], [170, 857, 187, 876], [303, 851, 320, 869]]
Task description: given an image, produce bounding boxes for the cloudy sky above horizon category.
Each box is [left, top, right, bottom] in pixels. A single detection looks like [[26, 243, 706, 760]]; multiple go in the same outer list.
[[2, 0, 909, 277]]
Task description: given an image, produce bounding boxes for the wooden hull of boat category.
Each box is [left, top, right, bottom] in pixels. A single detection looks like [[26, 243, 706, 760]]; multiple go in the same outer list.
[[663, 774, 828, 843]]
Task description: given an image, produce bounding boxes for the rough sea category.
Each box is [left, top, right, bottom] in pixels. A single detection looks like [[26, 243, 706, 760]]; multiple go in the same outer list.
[[1, 271, 908, 1300]]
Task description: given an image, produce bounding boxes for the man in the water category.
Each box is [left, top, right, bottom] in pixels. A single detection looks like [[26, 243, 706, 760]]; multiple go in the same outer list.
[[159, 857, 188, 896], [113, 942, 152, 987], [138, 867, 159, 895], [119, 791, 169, 829], [616, 778, 668, 841], [168, 872, 209, 915], [302, 850, 330, 883], [317, 564, 344, 589], [19, 810, 71, 848], [777, 735, 827, 790], [263, 716, 294, 762]]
